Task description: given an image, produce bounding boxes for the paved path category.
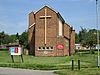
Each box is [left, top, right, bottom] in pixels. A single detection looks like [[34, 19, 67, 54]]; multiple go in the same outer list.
[[0, 67, 57, 75]]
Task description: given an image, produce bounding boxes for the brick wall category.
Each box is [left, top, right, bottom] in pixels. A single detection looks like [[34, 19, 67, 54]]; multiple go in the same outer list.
[[28, 12, 35, 55], [64, 23, 70, 39], [35, 6, 58, 56], [28, 6, 75, 56], [70, 30, 75, 55]]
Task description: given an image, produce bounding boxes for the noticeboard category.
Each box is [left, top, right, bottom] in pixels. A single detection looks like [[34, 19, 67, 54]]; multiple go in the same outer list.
[[9, 47, 22, 55]]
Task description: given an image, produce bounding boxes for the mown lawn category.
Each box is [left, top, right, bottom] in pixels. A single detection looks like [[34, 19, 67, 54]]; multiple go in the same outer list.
[[54, 68, 100, 75], [0, 49, 100, 75]]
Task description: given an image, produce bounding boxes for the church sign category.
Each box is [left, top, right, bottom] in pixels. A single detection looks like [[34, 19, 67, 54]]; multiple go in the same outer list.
[[56, 44, 64, 49], [9, 47, 23, 63], [9, 47, 22, 55]]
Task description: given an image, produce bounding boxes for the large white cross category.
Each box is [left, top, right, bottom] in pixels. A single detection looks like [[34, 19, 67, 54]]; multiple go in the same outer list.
[[40, 8, 51, 45]]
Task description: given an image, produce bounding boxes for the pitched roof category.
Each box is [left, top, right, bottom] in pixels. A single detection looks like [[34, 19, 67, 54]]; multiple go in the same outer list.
[[34, 5, 65, 23]]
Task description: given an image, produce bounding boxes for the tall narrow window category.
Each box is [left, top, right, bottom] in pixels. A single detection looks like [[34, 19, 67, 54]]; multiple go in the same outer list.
[[59, 19, 63, 36]]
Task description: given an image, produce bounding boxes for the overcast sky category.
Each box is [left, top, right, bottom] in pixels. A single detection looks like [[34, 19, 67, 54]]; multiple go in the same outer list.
[[0, 0, 100, 34]]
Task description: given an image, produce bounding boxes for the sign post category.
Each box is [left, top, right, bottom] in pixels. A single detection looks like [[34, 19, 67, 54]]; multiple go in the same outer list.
[[78, 60, 80, 70], [96, 0, 100, 68], [72, 60, 74, 70], [11, 55, 14, 63], [21, 54, 24, 63], [9, 47, 24, 63]]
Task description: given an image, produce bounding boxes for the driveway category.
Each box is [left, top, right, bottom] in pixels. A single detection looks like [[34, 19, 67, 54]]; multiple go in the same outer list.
[[0, 67, 57, 75]]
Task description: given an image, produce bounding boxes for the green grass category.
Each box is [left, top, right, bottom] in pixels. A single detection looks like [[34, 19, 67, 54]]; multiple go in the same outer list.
[[54, 68, 100, 75], [0, 49, 100, 75]]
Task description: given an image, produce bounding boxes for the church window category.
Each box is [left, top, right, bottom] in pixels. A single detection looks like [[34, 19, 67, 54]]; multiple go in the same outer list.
[[50, 47, 53, 50], [39, 47, 41, 49], [38, 46, 54, 50], [47, 47, 49, 49], [43, 47, 45, 49], [38, 47, 42, 50], [59, 19, 63, 36]]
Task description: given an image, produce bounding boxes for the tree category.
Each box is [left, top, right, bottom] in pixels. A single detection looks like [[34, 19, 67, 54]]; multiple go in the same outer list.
[[0, 31, 5, 44], [19, 31, 29, 49], [0, 31, 29, 49], [16, 32, 19, 40], [0, 31, 11, 44], [79, 28, 100, 50], [75, 33, 80, 43], [0, 31, 18, 45], [79, 27, 87, 47], [85, 29, 97, 49], [9, 34, 17, 43]]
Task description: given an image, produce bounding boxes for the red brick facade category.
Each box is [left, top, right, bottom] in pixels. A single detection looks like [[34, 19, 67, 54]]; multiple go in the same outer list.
[[28, 6, 75, 56]]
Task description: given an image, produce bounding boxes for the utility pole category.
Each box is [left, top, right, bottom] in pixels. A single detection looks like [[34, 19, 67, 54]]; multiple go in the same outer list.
[[96, 0, 100, 68]]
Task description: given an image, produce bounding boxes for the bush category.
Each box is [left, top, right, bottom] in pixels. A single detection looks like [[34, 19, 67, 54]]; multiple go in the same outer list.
[[0, 48, 8, 51], [90, 50, 95, 54]]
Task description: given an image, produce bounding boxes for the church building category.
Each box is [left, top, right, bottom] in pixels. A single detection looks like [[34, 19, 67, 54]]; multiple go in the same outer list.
[[28, 6, 75, 56]]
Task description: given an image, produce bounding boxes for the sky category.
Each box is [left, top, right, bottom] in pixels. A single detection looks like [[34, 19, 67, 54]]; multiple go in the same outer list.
[[0, 0, 100, 35]]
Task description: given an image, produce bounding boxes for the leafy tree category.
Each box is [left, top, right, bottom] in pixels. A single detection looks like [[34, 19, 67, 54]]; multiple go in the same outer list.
[[0, 31, 17, 44], [79, 27, 87, 47], [0, 31, 5, 44], [16, 32, 19, 40], [19, 31, 29, 49], [0, 31, 29, 49], [9, 35, 17, 43], [79, 28, 100, 50], [86, 29, 97, 49], [0, 32, 11, 44], [75, 33, 80, 43], [3, 34, 10, 44]]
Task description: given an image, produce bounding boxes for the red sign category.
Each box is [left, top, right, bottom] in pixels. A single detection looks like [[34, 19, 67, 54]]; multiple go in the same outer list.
[[14, 47, 18, 53], [56, 44, 64, 49]]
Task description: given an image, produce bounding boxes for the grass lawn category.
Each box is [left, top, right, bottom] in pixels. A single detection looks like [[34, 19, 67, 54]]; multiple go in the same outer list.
[[54, 68, 100, 75], [0, 49, 100, 75]]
